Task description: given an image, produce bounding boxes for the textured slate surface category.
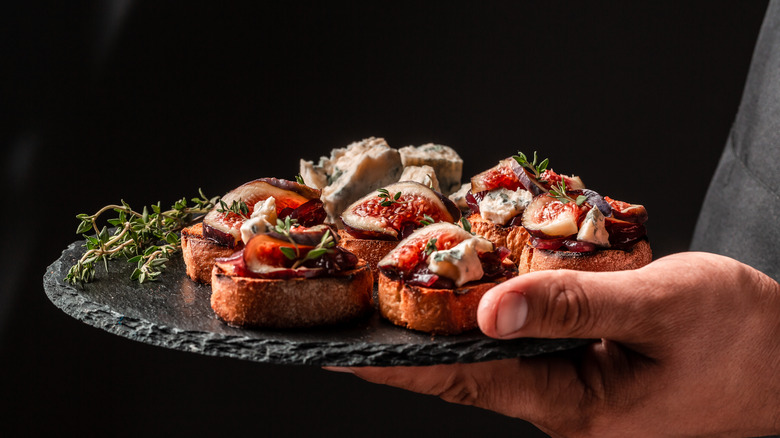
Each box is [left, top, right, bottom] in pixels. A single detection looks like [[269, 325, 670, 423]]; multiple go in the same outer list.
[[44, 241, 592, 366]]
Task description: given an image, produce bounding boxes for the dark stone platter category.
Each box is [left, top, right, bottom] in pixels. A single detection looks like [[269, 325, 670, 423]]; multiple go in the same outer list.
[[44, 241, 592, 366]]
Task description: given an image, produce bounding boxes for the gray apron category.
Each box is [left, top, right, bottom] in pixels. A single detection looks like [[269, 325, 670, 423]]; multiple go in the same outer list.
[[692, 0, 780, 282]]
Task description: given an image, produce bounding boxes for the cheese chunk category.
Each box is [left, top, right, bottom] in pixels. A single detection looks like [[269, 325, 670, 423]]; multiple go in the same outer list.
[[478, 188, 532, 225], [299, 137, 403, 225], [398, 144, 463, 195], [448, 182, 471, 212], [428, 237, 494, 287], [577, 207, 610, 247], [399, 165, 440, 193], [240, 197, 277, 245]]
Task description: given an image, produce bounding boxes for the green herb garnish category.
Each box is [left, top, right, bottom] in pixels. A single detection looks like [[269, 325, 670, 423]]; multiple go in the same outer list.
[[424, 238, 438, 256], [512, 151, 549, 179], [548, 180, 586, 206], [65, 189, 218, 284], [275, 217, 335, 268], [377, 188, 406, 207], [217, 199, 250, 219], [460, 216, 473, 234]]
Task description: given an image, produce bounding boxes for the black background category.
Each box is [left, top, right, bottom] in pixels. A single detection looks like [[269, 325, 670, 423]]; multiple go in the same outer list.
[[2, 1, 769, 436]]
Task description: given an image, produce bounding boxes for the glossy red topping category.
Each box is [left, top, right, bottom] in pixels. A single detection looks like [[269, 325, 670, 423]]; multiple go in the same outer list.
[[470, 159, 523, 193], [341, 181, 459, 240]]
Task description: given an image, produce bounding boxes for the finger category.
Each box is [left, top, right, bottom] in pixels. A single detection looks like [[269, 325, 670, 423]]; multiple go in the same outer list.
[[477, 266, 657, 342], [324, 358, 587, 424]]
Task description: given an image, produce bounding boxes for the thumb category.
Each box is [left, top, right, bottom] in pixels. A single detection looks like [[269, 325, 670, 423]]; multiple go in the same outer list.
[[478, 267, 655, 341]]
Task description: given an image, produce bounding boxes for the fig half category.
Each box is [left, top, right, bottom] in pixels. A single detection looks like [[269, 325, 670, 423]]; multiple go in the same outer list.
[[203, 179, 321, 247], [377, 222, 479, 274], [521, 194, 583, 239], [470, 158, 524, 193], [341, 181, 459, 240]]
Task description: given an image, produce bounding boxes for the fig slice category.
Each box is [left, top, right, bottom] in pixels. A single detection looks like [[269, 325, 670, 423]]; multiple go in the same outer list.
[[521, 194, 583, 239], [242, 234, 315, 274], [340, 181, 459, 240], [470, 158, 524, 193], [279, 199, 327, 227], [377, 222, 480, 274], [605, 217, 647, 247], [203, 179, 320, 247], [605, 196, 648, 224]]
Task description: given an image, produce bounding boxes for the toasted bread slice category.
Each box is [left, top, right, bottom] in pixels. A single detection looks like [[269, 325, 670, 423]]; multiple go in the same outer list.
[[210, 261, 373, 328], [337, 230, 399, 280], [517, 239, 652, 274], [181, 223, 236, 284], [377, 268, 512, 335], [468, 213, 530, 263]]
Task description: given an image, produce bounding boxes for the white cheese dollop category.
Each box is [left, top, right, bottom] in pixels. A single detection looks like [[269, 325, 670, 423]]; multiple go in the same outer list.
[[427, 237, 494, 287], [240, 197, 277, 245], [478, 187, 532, 225]]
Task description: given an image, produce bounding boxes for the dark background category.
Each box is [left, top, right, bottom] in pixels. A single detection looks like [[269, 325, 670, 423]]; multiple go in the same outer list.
[[2, 1, 769, 436]]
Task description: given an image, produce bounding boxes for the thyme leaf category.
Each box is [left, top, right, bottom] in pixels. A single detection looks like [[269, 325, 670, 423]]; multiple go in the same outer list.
[[460, 216, 473, 234]]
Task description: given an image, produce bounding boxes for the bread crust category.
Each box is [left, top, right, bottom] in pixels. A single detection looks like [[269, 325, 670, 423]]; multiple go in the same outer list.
[[377, 272, 509, 335], [337, 230, 399, 280], [210, 261, 374, 328], [517, 239, 652, 274], [181, 223, 236, 284], [468, 213, 529, 263]]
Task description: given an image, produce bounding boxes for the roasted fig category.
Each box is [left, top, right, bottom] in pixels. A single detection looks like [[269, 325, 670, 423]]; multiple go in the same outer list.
[[470, 158, 524, 193], [341, 181, 459, 240], [377, 222, 480, 274], [521, 194, 584, 239], [605, 217, 647, 247], [578, 189, 611, 217], [243, 234, 306, 273], [203, 179, 321, 247], [537, 169, 585, 191], [605, 197, 648, 224], [281, 199, 327, 227]]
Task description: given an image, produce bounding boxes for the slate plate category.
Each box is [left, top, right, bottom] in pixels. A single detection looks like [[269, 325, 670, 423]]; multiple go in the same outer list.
[[44, 241, 592, 366]]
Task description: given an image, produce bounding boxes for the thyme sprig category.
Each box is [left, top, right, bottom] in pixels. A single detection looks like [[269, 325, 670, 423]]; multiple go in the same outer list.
[[424, 238, 438, 256], [549, 180, 586, 206], [513, 151, 549, 179], [65, 190, 218, 284], [217, 199, 250, 219], [275, 217, 336, 268], [377, 188, 407, 207]]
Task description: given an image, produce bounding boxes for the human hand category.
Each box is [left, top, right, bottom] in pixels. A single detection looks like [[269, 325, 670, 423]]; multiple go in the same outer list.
[[326, 252, 780, 437]]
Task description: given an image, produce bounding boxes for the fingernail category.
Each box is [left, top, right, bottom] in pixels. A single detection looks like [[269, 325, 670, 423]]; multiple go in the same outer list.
[[496, 292, 528, 336]]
